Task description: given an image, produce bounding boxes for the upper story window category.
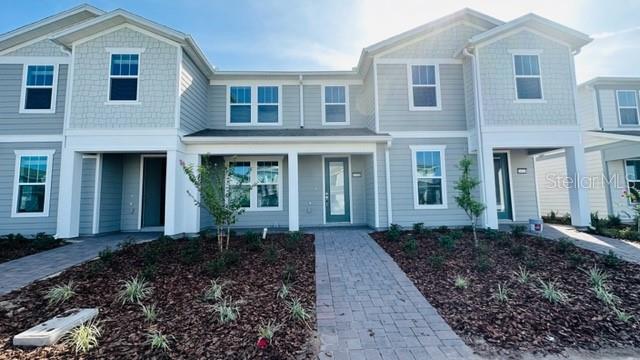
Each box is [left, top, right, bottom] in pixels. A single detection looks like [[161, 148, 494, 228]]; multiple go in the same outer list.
[[21, 65, 56, 113], [109, 53, 139, 102], [228, 159, 282, 210], [323, 85, 349, 124], [411, 146, 447, 209], [616, 90, 639, 126], [626, 160, 640, 201], [408, 64, 440, 110], [513, 54, 543, 100], [228, 85, 281, 125], [12, 150, 54, 217]]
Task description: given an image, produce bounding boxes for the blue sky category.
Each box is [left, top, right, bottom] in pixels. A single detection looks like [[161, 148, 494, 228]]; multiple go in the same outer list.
[[2, 0, 640, 82]]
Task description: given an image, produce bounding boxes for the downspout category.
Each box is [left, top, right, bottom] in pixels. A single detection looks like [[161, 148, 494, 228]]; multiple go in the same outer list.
[[299, 75, 304, 128], [462, 47, 490, 227]]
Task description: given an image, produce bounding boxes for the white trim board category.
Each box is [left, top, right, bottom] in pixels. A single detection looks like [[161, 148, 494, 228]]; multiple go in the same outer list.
[[19, 63, 59, 114], [321, 85, 351, 126], [0, 135, 63, 143], [11, 149, 56, 218], [409, 145, 448, 210]]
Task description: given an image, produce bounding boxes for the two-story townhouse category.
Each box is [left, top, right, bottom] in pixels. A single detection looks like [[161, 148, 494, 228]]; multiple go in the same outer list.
[[536, 77, 640, 222], [0, 5, 592, 238]]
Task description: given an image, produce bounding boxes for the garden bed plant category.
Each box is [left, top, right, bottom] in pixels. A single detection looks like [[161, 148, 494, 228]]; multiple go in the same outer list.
[[590, 212, 640, 242], [0, 233, 67, 264], [0, 231, 317, 359], [371, 225, 640, 358]]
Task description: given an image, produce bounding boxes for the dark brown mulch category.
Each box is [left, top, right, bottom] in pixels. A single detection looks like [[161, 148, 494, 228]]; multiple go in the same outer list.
[[371, 229, 640, 358], [0, 235, 67, 264], [0, 233, 316, 359]]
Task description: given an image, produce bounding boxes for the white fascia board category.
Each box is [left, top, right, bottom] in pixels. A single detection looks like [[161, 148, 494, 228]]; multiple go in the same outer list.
[[181, 135, 391, 144], [589, 132, 640, 143], [186, 142, 378, 155]]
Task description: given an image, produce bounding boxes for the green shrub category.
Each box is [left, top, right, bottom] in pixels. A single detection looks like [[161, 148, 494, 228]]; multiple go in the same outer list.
[[555, 238, 575, 254], [221, 250, 240, 267], [264, 244, 278, 264], [437, 225, 449, 232], [474, 254, 491, 273], [282, 263, 297, 284], [613, 307, 633, 323], [117, 275, 152, 305], [98, 247, 113, 264], [65, 321, 101, 354], [454, 275, 468, 289], [45, 282, 76, 306], [449, 230, 464, 240], [412, 222, 425, 234], [543, 211, 571, 225], [143, 245, 160, 266], [586, 266, 608, 289], [206, 257, 227, 277], [117, 236, 136, 250], [180, 239, 202, 265], [245, 231, 262, 251], [496, 235, 513, 249], [387, 224, 402, 241], [285, 231, 303, 250], [603, 250, 621, 268], [568, 252, 586, 268], [510, 244, 527, 259], [511, 225, 527, 238], [32, 233, 60, 250], [462, 225, 473, 233], [402, 238, 418, 257], [438, 236, 455, 252], [428, 254, 445, 270], [483, 228, 501, 241], [141, 264, 157, 280], [606, 214, 623, 228]]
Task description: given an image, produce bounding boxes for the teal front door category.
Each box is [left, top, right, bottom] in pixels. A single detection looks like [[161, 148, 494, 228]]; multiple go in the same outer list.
[[324, 157, 350, 223], [141, 156, 166, 228], [494, 153, 512, 220]]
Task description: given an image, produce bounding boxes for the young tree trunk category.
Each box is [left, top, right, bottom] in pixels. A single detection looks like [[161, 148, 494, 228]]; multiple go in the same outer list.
[[225, 225, 231, 251], [472, 219, 478, 248]]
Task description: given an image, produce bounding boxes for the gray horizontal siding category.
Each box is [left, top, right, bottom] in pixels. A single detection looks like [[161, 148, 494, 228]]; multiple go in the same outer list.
[[299, 155, 323, 226], [0, 64, 67, 135], [180, 52, 209, 133], [508, 150, 539, 222], [207, 85, 226, 128], [79, 157, 96, 235], [0, 142, 61, 235], [377, 64, 467, 132]]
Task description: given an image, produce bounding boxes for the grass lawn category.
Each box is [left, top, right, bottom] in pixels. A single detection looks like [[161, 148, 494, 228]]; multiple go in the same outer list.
[[0, 234, 67, 264], [372, 226, 640, 358], [0, 232, 317, 359]]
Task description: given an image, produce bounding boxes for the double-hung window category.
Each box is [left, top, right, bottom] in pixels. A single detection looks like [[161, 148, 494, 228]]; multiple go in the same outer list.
[[616, 90, 639, 126], [513, 54, 543, 100], [109, 53, 139, 102], [21, 65, 56, 112], [411, 146, 447, 209], [409, 64, 440, 110], [626, 160, 640, 202], [228, 85, 281, 125], [323, 85, 349, 124], [227, 159, 282, 210], [12, 150, 54, 217]]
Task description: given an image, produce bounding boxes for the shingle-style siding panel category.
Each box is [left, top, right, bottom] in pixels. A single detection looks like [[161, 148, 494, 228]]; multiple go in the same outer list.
[[0, 64, 67, 135], [377, 64, 467, 131], [99, 154, 123, 233], [180, 52, 208, 133], [596, 85, 640, 130], [70, 27, 178, 128], [0, 142, 61, 235], [388, 137, 475, 227], [577, 86, 598, 130], [79, 157, 96, 235], [478, 30, 577, 126], [381, 23, 484, 59], [3, 39, 68, 57], [508, 150, 539, 221], [120, 154, 140, 231]]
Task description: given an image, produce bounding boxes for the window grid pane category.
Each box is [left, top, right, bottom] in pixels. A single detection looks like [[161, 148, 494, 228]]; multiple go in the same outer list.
[[415, 151, 443, 206], [19, 156, 47, 184], [26, 65, 54, 86], [325, 86, 345, 104], [617, 91, 637, 107], [258, 86, 278, 104], [514, 55, 540, 76], [110, 54, 139, 76], [411, 65, 435, 85], [230, 86, 251, 104]]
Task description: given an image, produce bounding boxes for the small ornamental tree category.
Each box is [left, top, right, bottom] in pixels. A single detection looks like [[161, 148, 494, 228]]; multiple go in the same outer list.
[[622, 187, 640, 232], [181, 158, 250, 252], [454, 156, 486, 247]]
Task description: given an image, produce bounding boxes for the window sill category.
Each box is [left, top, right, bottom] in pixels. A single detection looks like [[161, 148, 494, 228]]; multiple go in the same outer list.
[[226, 122, 282, 126], [105, 101, 141, 105], [322, 122, 351, 126], [11, 212, 49, 218], [409, 106, 442, 111], [513, 99, 546, 104], [19, 108, 55, 114], [414, 204, 448, 210], [242, 207, 283, 212]]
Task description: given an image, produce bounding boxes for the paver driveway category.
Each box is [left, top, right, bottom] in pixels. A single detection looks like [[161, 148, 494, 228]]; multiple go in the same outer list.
[[0, 232, 159, 296], [313, 228, 475, 360]]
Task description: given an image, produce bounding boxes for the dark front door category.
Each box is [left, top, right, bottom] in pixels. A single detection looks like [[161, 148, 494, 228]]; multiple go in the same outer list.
[[324, 157, 350, 223], [494, 153, 512, 220], [141, 156, 166, 228]]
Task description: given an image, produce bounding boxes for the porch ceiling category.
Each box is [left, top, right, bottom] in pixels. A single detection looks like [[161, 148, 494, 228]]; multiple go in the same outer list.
[[182, 128, 391, 144]]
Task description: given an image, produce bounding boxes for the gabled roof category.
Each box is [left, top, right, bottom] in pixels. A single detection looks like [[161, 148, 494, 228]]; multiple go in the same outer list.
[[589, 130, 640, 142], [0, 4, 103, 52], [465, 13, 591, 51], [50, 9, 214, 77], [580, 77, 640, 88]]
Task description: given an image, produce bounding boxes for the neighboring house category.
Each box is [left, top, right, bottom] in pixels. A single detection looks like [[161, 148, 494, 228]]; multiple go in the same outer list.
[[536, 77, 640, 222], [0, 5, 593, 238]]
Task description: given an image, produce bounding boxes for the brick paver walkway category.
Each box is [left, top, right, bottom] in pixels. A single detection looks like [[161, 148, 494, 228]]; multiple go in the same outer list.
[[0, 232, 159, 296], [313, 228, 475, 360]]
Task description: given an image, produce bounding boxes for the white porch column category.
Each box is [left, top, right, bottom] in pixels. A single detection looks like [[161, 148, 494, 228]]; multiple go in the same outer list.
[[56, 148, 83, 238], [479, 144, 499, 229], [565, 144, 591, 228], [288, 151, 299, 231], [164, 150, 201, 236]]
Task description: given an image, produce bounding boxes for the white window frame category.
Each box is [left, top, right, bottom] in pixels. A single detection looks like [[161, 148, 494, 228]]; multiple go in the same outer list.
[[226, 85, 282, 126], [407, 63, 441, 111], [410, 145, 447, 209], [625, 159, 640, 204], [225, 157, 284, 211], [511, 51, 545, 103], [616, 90, 640, 127], [11, 149, 55, 218], [321, 85, 350, 125], [19, 64, 58, 114], [106, 48, 144, 105]]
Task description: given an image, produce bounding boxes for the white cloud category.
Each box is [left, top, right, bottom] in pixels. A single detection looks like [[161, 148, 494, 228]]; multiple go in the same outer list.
[[576, 27, 640, 82]]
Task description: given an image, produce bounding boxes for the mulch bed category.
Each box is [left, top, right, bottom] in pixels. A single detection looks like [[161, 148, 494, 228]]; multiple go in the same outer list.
[[0, 233, 317, 359], [371, 228, 640, 358], [0, 235, 67, 264]]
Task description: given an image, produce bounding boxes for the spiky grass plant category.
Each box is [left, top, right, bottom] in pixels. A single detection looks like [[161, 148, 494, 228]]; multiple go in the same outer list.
[[454, 275, 469, 290], [289, 298, 311, 323], [613, 307, 633, 323], [586, 266, 608, 289], [204, 279, 224, 302], [539, 279, 568, 304], [65, 321, 101, 354], [141, 303, 158, 322], [513, 266, 532, 284], [147, 330, 171, 352], [212, 298, 239, 324], [45, 281, 76, 306], [277, 282, 290, 300], [117, 275, 152, 305], [593, 285, 619, 307], [493, 283, 510, 303], [258, 320, 280, 341]]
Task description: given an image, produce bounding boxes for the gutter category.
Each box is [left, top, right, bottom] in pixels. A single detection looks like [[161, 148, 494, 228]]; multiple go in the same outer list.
[[181, 135, 392, 144]]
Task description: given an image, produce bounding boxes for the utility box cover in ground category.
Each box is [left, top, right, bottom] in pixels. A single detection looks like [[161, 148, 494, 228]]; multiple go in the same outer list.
[[13, 308, 98, 347]]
